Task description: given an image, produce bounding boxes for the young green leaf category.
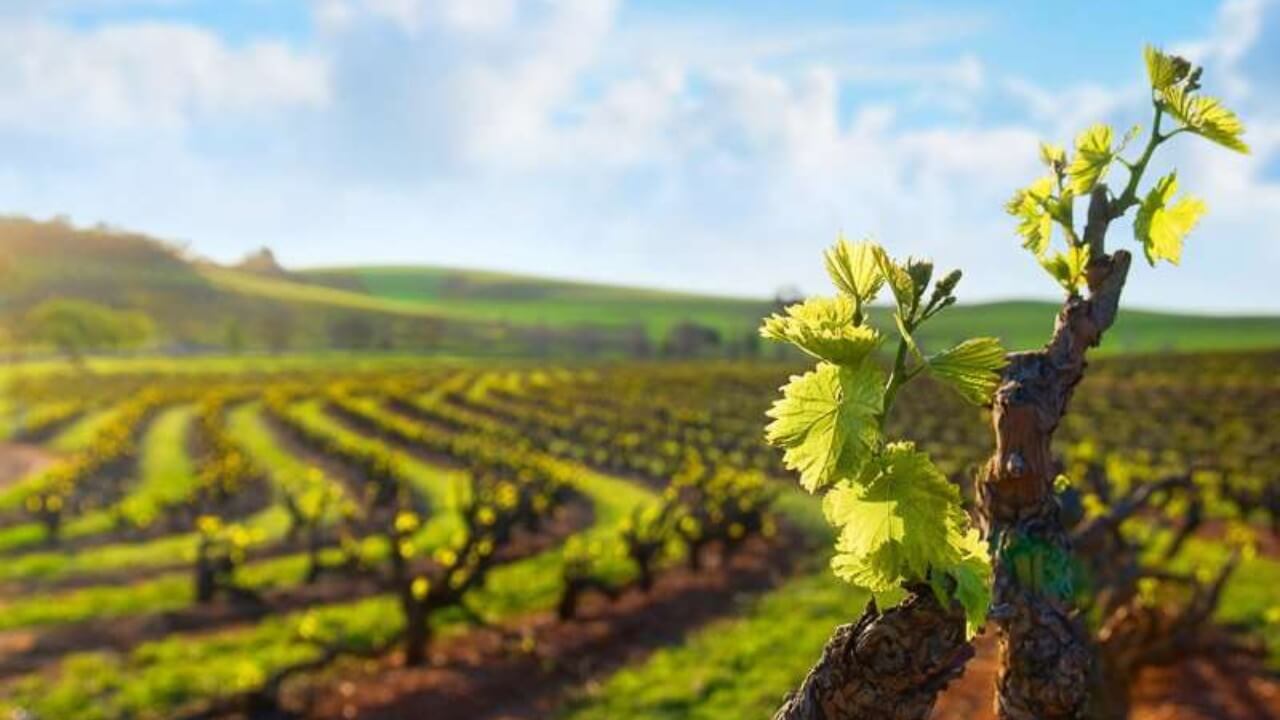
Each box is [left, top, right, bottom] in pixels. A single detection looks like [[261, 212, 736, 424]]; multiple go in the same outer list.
[[936, 528, 992, 638], [824, 442, 964, 581], [926, 337, 1007, 405], [765, 238, 994, 628], [831, 543, 904, 594], [1038, 243, 1091, 294], [871, 246, 919, 320], [1066, 123, 1115, 195], [1160, 86, 1249, 154], [760, 296, 882, 365], [1134, 172, 1206, 266], [765, 362, 884, 493], [825, 442, 985, 616], [1005, 177, 1056, 256], [824, 237, 884, 306], [1038, 142, 1066, 171], [1144, 45, 1190, 91]]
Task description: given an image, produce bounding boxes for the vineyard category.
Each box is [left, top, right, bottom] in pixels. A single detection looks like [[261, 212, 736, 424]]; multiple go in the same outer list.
[[0, 350, 1276, 719]]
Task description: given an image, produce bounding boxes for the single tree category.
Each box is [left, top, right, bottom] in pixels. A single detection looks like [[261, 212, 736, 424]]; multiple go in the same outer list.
[[24, 298, 154, 361]]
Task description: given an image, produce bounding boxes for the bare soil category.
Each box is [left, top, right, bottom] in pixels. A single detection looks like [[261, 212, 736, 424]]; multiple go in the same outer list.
[[933, 635, 1280, 720], [0, 442, 57, 492]]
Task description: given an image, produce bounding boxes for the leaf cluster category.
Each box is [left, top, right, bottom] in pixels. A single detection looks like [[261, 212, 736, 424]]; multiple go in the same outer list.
[[761, 238, 1003, 635], [1006, 46, 1247, 286]]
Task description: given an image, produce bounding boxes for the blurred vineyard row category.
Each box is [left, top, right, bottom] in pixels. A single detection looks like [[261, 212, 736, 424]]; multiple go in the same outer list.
[[0, 350, 1276, 719]]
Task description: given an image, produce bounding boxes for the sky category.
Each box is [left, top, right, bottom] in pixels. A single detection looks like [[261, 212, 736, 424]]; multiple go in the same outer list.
[[0, 0, 1277, 311]]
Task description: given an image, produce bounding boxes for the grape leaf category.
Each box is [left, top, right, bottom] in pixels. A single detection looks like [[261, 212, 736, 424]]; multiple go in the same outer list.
[[824, 442, 965, 585], [1038, 142, 1066, 169], [831, 543, 905, 594], [1038, 243, 1091, 294], [765, 362, 884, 493], [1160, 86, 1249, 154], [934, 527, 992, 638], [871, 246, 918, 319], [1134, 172, 1206, 266], [1066, 123, 1114, 195], [1144, 45, 1190, 91], [1005, 176, 1057, 257], [824, 237, 884, 306], [760, 296, 882, 365], [926, 337, 1007, 406]]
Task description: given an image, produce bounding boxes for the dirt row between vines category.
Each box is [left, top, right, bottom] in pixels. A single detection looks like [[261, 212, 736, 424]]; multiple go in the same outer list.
[[935, 635, 1280, 719], [0, 442, 58, 493]]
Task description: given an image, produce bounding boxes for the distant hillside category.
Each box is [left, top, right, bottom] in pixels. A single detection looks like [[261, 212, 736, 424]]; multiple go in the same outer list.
[[1, 216, 1278, 357], [0, 218, 461, 355], [880, 301, 1280, 355], [296, 265, 1280, 354], [298, 266, 768, 340]]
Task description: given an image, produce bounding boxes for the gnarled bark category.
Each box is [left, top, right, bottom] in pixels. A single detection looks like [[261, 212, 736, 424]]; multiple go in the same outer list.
[[773, 588, 972, 720], [977, 187, 1131, 720]]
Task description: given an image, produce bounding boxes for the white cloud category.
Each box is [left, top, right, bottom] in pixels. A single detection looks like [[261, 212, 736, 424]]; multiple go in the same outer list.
[[0, 18, 328, 134]]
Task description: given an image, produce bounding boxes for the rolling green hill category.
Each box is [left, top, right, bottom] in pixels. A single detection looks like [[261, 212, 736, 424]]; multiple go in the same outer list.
[[2, 216, 1278, 357], [297, 266, 768, 339], [0, 218, 459, 355], [295, 265, 1280, 354], [896, 300, 1280, 354]]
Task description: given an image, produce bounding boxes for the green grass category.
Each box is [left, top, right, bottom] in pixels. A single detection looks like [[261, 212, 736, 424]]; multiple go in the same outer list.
[[200, 266, 446, 319], [558, 570, 859, 720], [0, 524, 45, 553], [300, 265, 769, 340], [0, 574, 193, 631], [46, 406, 119, 452], [114, 405, 198, 528], [228, 401, 315, 490]]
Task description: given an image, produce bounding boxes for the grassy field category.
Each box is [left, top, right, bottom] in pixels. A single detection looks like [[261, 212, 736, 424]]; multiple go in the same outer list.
[[298, 265, 771, 339]]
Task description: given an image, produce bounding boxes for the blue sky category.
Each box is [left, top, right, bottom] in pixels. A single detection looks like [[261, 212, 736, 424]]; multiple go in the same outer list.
[[1, 0, 1277, 311]]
